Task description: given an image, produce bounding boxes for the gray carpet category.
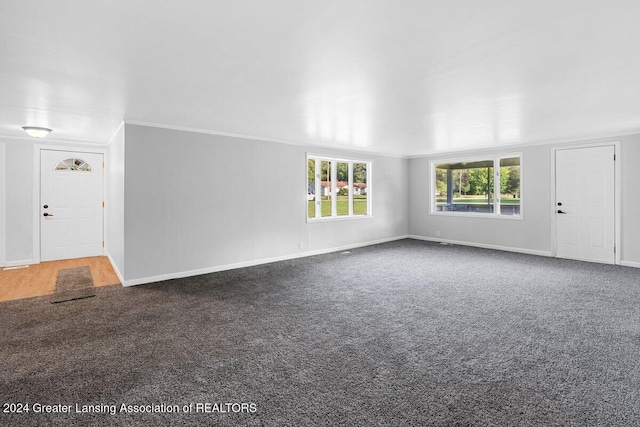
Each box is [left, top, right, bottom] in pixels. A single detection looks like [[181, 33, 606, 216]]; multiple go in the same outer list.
[[1, 239, 639, 426], [51, 266, 95, 303]]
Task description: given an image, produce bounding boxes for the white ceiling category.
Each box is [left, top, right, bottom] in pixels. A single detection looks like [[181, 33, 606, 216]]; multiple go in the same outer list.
[[2, 0, 640, 156]]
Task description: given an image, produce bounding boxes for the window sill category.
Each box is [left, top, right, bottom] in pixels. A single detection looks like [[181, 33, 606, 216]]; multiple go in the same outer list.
[[429, 211, 523, 220], [306, 215, 374, 223]]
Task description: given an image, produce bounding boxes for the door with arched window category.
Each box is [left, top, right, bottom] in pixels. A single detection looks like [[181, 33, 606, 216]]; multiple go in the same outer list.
[[40, 150, 104, 261]]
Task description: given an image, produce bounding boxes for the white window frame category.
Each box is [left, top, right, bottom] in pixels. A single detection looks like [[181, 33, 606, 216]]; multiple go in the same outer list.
[[306, 154, 372, 222], [430, 153, 523, 219]]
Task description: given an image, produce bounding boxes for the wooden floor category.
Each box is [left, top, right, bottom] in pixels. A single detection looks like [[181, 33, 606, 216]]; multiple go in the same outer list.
[[0, 256, 121, 302]]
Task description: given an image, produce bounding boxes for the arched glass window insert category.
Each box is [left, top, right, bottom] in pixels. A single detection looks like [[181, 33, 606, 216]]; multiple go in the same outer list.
[[54, 158, 92, 172]]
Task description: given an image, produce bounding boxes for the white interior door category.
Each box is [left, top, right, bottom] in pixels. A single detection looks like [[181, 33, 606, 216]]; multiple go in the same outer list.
[[555, 145, 615, 264], [40, 150, 104, 261]]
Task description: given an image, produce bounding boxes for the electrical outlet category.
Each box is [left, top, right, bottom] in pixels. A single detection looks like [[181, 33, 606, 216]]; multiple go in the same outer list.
[[435, 230, 441, 237], [299, 242, 304, 249]]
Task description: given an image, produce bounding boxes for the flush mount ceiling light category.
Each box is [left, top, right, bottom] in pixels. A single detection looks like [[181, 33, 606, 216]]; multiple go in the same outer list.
[[22, 126, 53, 138]]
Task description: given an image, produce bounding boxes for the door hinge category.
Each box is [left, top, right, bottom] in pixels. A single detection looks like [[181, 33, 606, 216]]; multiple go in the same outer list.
[[102, 201, 105, 208], [102, 241, 105, 248], [613, 154, 616, 161], [103, 162, 105, 168]]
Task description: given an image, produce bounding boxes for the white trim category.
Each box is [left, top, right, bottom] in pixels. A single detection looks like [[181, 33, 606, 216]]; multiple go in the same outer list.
[[33, 143, 109, 154], [32, 145, 40, 263], [407, 129, 640, 159], [313, 157, 320, 219], [306, 215, 375, 223], [122, 235, 409, 287], [103, 149, 109, 267], [106, 251, 125, 284], [367, 160, 373, 216], [348, 162, 354, 216], [106, 121, 125, 145], [126, 120, 408, 159], [620, 261, 640, 269], [427, 211, 523, 220], [549, 146, 555, 258], [0, 143, 5, 267], [331, 161, 337, 217], [408, 235, 552, 257], [305, 152, 374, 164], [550, 141, 620, 264], [34, 146, 107, 262], [0, 134, 110, 147], [615, 142, 622, 265]]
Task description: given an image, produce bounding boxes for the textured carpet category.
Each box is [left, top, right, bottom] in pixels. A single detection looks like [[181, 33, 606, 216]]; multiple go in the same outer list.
[[1, 239, 640, 426], [51, 266, 95, 303]]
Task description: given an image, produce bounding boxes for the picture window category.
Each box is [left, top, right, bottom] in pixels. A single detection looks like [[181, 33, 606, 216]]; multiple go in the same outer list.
[[432, 154, 521, 217], [307, 155, 372, 220]]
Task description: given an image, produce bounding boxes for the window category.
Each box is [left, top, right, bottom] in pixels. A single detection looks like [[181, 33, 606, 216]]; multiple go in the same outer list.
[[307, 155, 371, 220], [54, 158, 92, 171], [432, 154, 521, 217]]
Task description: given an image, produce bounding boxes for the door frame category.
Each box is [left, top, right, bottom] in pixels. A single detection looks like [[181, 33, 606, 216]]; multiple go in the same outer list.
[[550, 141, 621, 264], [33, 144, 107, 264]]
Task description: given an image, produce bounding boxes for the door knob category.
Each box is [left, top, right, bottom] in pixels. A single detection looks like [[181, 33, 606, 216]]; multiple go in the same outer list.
[[43, 212, 54, 217], [43, 204, 48, 209], [557, 210, 566, 214]]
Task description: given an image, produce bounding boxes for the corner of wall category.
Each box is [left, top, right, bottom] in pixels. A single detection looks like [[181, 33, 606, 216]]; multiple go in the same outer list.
[[0, 142, 5, 267], [105, 123, 126, 281], [106, 250, 125, 284]]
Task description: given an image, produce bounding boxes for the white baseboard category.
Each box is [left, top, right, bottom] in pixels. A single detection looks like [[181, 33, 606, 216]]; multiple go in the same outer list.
[[122, 235, 410, 287], [105, 252, 125, 284], [620, 260, 640, 269], [407, 235, 553, 257], [4, 259, 37, 268]]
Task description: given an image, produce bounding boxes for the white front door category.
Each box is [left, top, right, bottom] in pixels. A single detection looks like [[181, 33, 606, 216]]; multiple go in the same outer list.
[[555, 145, 615, 264], [40, 150, 104, 261]]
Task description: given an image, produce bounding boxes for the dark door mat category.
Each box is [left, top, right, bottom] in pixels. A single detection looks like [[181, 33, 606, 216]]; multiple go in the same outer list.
[[51, 266, 96, 303]]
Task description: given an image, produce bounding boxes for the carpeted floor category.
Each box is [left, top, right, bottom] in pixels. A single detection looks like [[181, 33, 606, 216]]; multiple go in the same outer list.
[[1, 239, 639, 426]]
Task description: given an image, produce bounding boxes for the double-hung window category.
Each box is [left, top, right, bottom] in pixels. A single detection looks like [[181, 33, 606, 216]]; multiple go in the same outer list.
[[307, 155, 372, 220], [431, 154, 521, 217]]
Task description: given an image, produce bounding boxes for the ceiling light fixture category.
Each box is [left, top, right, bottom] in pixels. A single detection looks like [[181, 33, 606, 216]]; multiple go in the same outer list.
[[22, 126, 53, 138]]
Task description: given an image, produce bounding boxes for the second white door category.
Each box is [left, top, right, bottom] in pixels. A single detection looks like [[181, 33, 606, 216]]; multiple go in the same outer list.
[[555, 145, 615, 264]]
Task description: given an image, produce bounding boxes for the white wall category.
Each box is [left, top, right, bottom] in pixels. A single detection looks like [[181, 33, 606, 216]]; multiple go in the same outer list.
[[0, 143, 5, 267], [3, 138, 35, 265], [4, 124, 637, 280], [408, 134, 640, 265], [106, 124, 125, 280], [122, 124, 408, 283]]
